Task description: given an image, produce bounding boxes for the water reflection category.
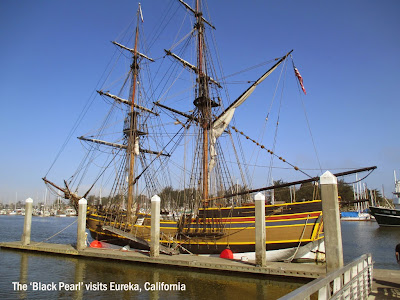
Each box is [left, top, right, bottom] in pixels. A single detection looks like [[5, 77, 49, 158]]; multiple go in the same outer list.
[[1, 215, 307, 299], [74, 257, 85, 300], [151, 269, 159, 300], [8, 251, 306, 299], [18, 253, 28, 300]]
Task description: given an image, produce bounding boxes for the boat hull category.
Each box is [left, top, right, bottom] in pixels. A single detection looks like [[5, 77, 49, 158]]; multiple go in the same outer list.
[[341, 211, 372, 221], [208, 239, 325, 262], [369, 206, 400, 226], [86, 200, 324, 261]]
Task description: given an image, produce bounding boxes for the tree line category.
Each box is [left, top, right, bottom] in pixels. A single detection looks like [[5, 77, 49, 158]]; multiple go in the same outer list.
[[82, 179, 385, 210]]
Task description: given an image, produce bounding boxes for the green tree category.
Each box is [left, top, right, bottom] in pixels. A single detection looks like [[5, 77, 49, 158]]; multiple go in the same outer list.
[[368, 188, 384, 206], [296, 182, 319, 201], [87, 195, 97, 205], [337, 180, 354, 203], [273, 180, 291, 203]]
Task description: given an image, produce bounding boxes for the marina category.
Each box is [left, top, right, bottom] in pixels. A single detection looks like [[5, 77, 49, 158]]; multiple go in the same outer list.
[[1, 207, 400, 299], [1, 172, 399, 300]]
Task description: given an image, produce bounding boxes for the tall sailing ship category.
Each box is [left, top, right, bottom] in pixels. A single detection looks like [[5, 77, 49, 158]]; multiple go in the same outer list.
[[42, 1, 336, 261]]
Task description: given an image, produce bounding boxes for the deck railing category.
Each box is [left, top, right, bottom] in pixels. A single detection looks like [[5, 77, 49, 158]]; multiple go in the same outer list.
[[279, 253, 373, 300]]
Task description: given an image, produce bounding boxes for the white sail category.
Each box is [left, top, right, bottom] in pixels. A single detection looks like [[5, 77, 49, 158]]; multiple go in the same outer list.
[[209, 51, 292, 171], [134, 137, 140, 156]]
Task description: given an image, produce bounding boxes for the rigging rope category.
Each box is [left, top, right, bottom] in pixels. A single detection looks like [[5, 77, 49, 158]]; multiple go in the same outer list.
[[290, 55, 322, 173], [344, 169, 375, 184], [230, 125, 313, 178], [44, 23, 134, 179], [34, 218, 78, 245], [284, 214, 310, 263], [220, 58, 278, 81], [267, 58, 289, 185]]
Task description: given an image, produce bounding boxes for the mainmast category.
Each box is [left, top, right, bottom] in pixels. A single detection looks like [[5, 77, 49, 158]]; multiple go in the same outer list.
[[194, 0, 214, 205], [175, 1, 289, 207]]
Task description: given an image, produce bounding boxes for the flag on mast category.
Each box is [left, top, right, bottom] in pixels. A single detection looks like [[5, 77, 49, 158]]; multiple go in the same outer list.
[[294, 67, 306, 95], [139, 3, 144, 22]]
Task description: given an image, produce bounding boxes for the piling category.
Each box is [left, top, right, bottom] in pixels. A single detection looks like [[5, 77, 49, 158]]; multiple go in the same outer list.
[[21, 198, 33, 245], [320, 171, 344, 272], [255, 192, 266, 267], [150, 195, 160, 257], [76, 198, 87, 251]]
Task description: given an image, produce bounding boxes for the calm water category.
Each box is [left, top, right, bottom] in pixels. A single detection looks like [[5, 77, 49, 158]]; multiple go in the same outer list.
[[341, 220, 400, 270], [1, 216, 399, 299], [0, 216, 306, 300]]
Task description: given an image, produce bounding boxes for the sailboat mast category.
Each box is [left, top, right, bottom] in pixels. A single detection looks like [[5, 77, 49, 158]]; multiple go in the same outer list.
[[127, 9, 140, 217], [195, 0, 210, 204]]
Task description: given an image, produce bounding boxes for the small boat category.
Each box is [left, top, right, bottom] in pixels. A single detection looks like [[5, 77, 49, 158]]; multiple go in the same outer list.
[[369, 171, 400, 227], [65, 208, 77, 217], [341, 179, 372, 221], [341, 210, 371, 221]]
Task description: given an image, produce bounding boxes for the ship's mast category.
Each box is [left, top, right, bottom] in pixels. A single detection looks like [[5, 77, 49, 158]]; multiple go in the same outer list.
[[127, 8, 141, 218], [195, 0, 210, 204]]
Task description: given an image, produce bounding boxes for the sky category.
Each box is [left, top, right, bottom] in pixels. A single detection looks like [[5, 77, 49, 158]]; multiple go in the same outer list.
[[1, 0, 400, 204]]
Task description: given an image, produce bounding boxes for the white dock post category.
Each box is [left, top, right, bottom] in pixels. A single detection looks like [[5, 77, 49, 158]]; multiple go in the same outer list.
[[76, 198, 87, 251], [320, 171, 344, 272], [150, 195, 160, 257], [21, 198, 33, 245], [255, 192, 266, 267]]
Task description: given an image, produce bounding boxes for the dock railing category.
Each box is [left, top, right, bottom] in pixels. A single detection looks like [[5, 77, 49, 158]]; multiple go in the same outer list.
[[279, 253, 373, 300]]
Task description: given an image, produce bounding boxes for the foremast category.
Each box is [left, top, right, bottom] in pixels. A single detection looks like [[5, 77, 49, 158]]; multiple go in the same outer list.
[[126, 7, 141, 219]]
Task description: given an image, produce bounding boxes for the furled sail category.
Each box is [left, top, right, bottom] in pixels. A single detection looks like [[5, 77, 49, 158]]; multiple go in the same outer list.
[[112, 41, 154, 62], [77, 136, 169, 157], [177, 0, 215, 29], [209, 50, 293, 171], [164, 50, 221, 88], [97, 90, 158, 115]]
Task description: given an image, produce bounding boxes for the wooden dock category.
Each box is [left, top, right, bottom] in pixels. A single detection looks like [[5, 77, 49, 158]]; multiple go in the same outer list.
[[0, 241, 325, 279], [3, 241, 400, 299]]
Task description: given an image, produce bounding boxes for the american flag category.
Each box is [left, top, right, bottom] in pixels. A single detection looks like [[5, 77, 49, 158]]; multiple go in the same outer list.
[[294, 67, 306, 95]]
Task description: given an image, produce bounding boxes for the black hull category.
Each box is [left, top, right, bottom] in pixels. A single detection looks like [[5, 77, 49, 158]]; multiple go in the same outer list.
[[369, 206, 400, 227]]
